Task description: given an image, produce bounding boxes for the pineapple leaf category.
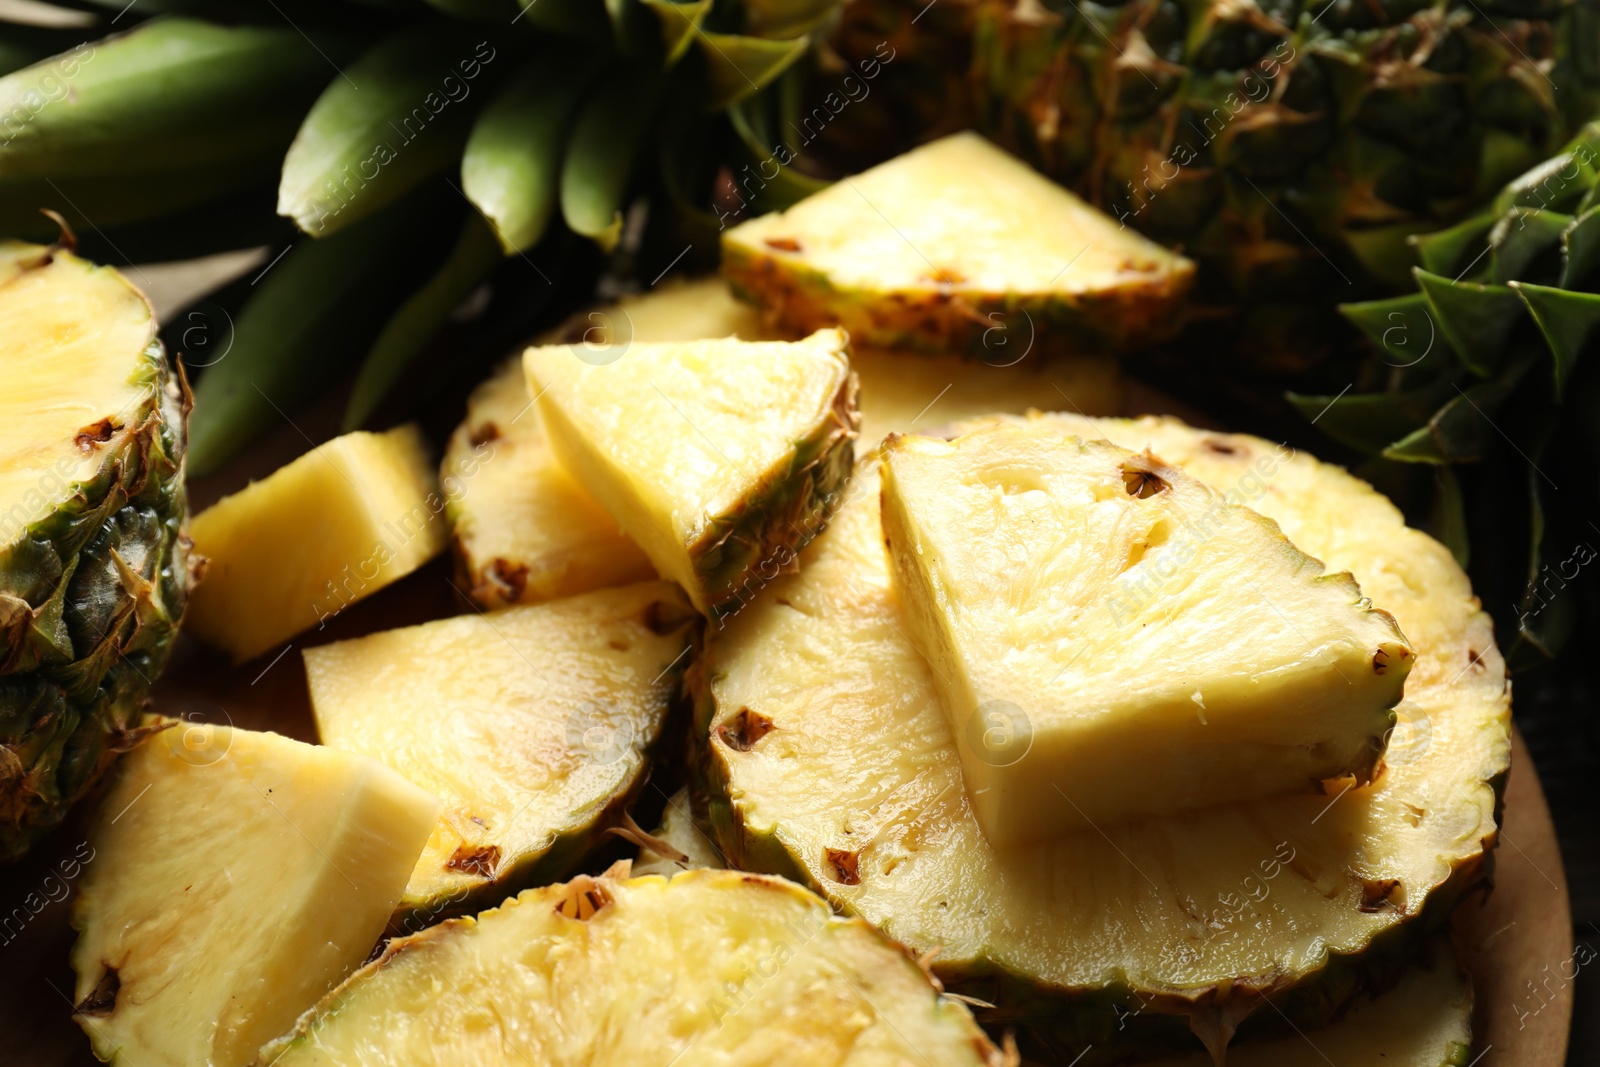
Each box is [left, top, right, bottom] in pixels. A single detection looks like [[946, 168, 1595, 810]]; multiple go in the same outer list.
[[1560, 205, 1600, 289], [641, 0, 713, 64], [1380, 371, 1524, 465], [1414, 269, 1524, 377], [1429, 465, 1470, 568], [1510, 281, 1600, 399], [1410, 214, 1496, 277], [1489, 208, 1572, 284], [1288, 384, 1456, 455], [560, 65, 663, 249], [697, 31, 808, 109], [1339, 292, 1452, 369]]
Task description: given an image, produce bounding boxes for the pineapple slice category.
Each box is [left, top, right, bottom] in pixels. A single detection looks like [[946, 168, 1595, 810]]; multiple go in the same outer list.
[[303, 581, 697, 920], [697, 418, 1510, 1059], [444, 277, 1121, 609], [1140, 937, 1472, 1067], [524, 329, 858, 620], [71, 719, 439, 1067], [261, 867, 1003, 1067], [186, 424, 447, 662], [723, 132, 1196, 355], [879, 424, 1411, 843]]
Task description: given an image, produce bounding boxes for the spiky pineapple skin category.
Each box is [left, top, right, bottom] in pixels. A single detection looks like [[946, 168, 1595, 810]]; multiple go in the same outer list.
[[1, 341, 192, 861]]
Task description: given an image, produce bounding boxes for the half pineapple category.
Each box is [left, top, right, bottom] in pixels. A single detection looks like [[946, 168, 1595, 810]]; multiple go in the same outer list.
[[723, 132, 1196, 355], [524, 329, 859, 621], [71, 719, 438, 1067], [261, 867, 1005, 1067], [304, 581, 698, 922], [696, 417, 1509, 1060], [1, 239, 192, 860]]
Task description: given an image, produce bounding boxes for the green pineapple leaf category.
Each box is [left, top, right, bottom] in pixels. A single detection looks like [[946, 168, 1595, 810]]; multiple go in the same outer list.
[[1510, 281, 1600, 398], [697, 31, 808, 109], [1560, 205, 1600, 288], [1414, 269, 1524, 377], [1489, 208, 1572, 284], [1339, 292, 1453, 369], [1410, 214, 1497, 277]]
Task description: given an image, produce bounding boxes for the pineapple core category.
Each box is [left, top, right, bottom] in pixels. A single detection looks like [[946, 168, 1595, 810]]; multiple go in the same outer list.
[[879, 423, 1412, 844], [185, 424, 447, 662]]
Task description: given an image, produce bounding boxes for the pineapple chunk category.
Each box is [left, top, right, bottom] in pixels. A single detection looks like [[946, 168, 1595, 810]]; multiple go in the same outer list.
[[304, 581, 697, 920], [444, 277, 1121, 609], [261, 868, 1002, 1067], [723, 132, 1195, 355], [880, 424, 1411, 843], [186, 425, 447, 662], [524, 330, 858, 620], [71, 719, 438, 1067]]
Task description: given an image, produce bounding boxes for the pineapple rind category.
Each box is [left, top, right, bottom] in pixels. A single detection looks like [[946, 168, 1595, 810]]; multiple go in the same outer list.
[[259, 868, 1002, 1067], [0, 241, 192, 861], [695, 417, 1509, 1061]]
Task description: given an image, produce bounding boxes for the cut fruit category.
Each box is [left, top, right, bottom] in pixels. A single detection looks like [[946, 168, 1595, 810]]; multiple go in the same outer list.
[[304, 581, 698, 921], [71, 718, 439, 1067], [697, 416, 1510, 1060], [443, 277, 1121, 610], [722, 132, 1195, 355], [1, 239, 192, 860], [185, 424, 447, 662], [524, 329, 858, 621], [261, 866, 1003, 1067], [879, 424, 1411, 843], [632, 787, 725, 878], [1138, 936, 1472, 1067]]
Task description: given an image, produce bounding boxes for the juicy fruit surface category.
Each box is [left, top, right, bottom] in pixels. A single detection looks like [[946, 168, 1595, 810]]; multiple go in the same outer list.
[[264, 868, 1002, 1067], [186, 424, 446, 662], [1139, 937, 1472, 1067], [525, 329, 857, 617], [879, 424, 1410, 841], [71, 721, 438, 1067], [1, 240, 191, 859], [700, 418, 1509, 1054], [723, 132, 1195, 351], [305, 581, 697, 917]]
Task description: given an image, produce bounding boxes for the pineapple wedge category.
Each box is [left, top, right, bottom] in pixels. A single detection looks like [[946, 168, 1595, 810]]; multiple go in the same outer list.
[[697, 419, 1510, 1059], [524, 329, 858, 620], [260, 867, 1003, 1067], [879, 424, 1412, 843], [71, 719, 438, 1067], [304, 581, 697, 921], [723, 132, 1195, 355], [186, 425, 447, 662], [444, 278, 1121, 609]]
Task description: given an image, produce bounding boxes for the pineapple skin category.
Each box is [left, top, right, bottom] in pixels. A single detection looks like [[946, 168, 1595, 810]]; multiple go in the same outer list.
[[1, 245, 193, 862]]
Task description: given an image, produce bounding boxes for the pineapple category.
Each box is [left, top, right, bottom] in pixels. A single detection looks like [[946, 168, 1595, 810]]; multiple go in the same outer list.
[[632, 787, 726, 878], [696, 417, 1509, 1060], [524, 329, 859, 621], [878, 423, 1410, 843], [185, 425, 447, 663], [303, 581, 698, 921], [444, 277, 1123, 609], [261, 867, 1004, 1067], [722, 132, 1196, 355], [1139, 937, 1471, 1067], [0, 239, 192, 860], [71, 719, 439, 1067]]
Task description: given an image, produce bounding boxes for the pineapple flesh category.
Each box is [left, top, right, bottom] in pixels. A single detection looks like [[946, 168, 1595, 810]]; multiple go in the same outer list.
[[261, 867, 1003, 1067], [71, 719, 439, 1067], [1, 239, 192, 860], [444, 278, 1122, 609], [879, 424, 1411, 843], [524, 329, 859, 621], [185, 424, 447, 663], [696, 417, 1509, 1059], [722, 132, 1196, 355], [304, 581, 698, 920]]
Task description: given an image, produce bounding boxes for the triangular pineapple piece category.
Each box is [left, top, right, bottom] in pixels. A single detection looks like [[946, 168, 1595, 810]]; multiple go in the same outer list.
[[186, 425, 447, 663], [304, 581, 698, 921], [879, 422, 1412, 844], [524, 329, 858, 619], [261, 868, 1003, 1067], [723, 132, 1195, 355], [71, 719, 438, 1067]]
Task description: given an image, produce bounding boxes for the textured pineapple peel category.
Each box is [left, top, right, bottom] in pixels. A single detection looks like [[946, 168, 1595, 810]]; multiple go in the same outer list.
[[185, 425, 448, 663], [700, 418, 1510, 1059], [260, 867, 1004, 1067], [305, 581, 698, 921], [722, 132, 1195, 354], [524, 328, 859, 620], [878, 424, 1412, 842], [71, 719, 439, 1067]]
